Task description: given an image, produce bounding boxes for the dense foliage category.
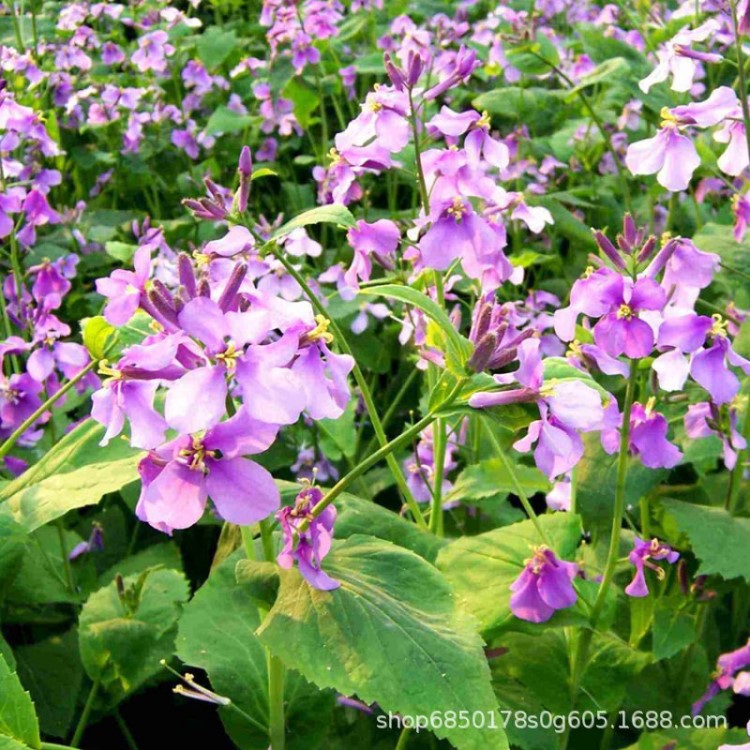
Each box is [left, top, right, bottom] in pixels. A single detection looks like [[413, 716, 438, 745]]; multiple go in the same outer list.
[[1, 0, 750, 749]]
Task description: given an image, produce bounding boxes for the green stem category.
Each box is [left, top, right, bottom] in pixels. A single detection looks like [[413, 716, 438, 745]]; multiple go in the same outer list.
[[268, 249, 428, 529], [0, 358, 99, 462], [407, 90, 430, 212], [267, 652, 285, 750], [429, 415, 446, 536], [70, 677, 100, 746], [259, 517, 275, 562], [299, 379, 466, 533], [395, 726, 412, 750], [481, 416, 550, 545], [562, 364, 639, 750], [114, 710, 140, 750], [241, 526, 257, 561]]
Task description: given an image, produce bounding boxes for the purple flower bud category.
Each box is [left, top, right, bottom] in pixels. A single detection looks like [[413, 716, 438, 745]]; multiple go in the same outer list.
[[593, 229, 627, 270], [384, 53, 406, 91], [643, 237, 677, 276], [406, 51, 424, 87], [237, 146, 253, 179], [467, 332, 498, 372], [178, 253, 197, 299], [217, 262, 248, 312], [623, 213, 638, 246]]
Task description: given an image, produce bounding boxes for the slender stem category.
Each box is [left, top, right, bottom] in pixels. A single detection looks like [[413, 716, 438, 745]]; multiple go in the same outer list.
[[259, 517, 275, 561], [0, 358, 99, 462], [726, 398, 750, 513], [481, 417, 550, 546], [268, 249, 428, 528], [114, 710, 140, 750], [562, 364, 638, 750], [730, 0, 750, 165], [407, 90, 430, 212], [395, 726, 412, 750], [241, 526, 257, 560], [299, 379, 466, 533], [429, 416, 446, 536], [70, 677, 100, 746]]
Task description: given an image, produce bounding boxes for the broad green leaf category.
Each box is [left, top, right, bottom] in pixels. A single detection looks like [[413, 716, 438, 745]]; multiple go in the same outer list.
[[491, 630, 650, 717], [282, 78, 320, 129], [271, 205, 355, 241], [473, 88, 567, 134], [0, 420, 141, 532], [197, 27, 237, 69], [437, 514, 583, 635], [79, 568, 189, 704], [99, 542, 183, 585], [14, 630, 82, 739], [652, 598, 698, 661], [0, 654, 40, 750], [317, 400, 357, 460], [0, 736, 28, 750], [661, 499, 750, 582], [534, 197, 598, 249], [693, 223, 750, 306], [335, 494, 446, 563], [177, 553, 334, 750], [360, 284, 473, 371], [0, 509, 25, 599], [81, 316, 117, 360], [505, 36, 560, 76], [205, 105, 256, 136], [250, 534, 508, 750], [445, 459, 551, 505]]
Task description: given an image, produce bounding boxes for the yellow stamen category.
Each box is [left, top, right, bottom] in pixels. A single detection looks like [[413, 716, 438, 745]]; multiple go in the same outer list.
[[710, 313, 728, 338], [446, 197, 467, 221], [617, 304, 634, 320], [215, 342, 239, 371], [659, 106, 678, 127], [98, 359, 123, 380], [477, 110, 492, 129], [306, 314, 334, 344]]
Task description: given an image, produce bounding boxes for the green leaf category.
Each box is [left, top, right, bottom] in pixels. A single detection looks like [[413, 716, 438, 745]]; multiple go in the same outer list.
[[437, 514, 583, 635], [566, 57, 630, 96], [317, 400, 357, 460], [81, 316, 117, 360], [271, 205, 356, 241], [178, 553, 334, 750], [0, 654, 40, 750], [282, 78, 320, 129], [14, 630, 82, 739], [359, 284, 473, 372], [473, 88, 567, 135], [652, 598, 698, 661], [205, 105, 256, 136], [445, 459, 550, 506], [505, 36, 560, 75], [104, 241, 137, 263], [0, 420, 141, 532], [492, 630, 650, 717], [693, 222, 750, 305], [79, 568, 189, 704], [0, 509, 25, 599], [197, 27, 237, 69], [335, 494, 446, 563], [251, 534, 508, 750], [661, 498, 750, 582]]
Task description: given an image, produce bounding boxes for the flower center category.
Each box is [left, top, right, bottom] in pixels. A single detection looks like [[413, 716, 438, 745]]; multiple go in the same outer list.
[[98, 359, 123, 382], [477, 110, 491, 129], [567, 340, 583, 358], [178, 435, 217, 472], [328, 147, 344, 166], [617, 304, 634, 320], [710, 314, 728, 338], [526, 545, 550, 575], [446, 197, 467, 222], [659, 107, 679, 128], [305, 314, 334, 344], [215, 342, 239, 371]]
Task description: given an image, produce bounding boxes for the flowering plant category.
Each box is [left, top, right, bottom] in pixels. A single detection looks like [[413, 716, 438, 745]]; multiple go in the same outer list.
[[0, 0, 749, 749]]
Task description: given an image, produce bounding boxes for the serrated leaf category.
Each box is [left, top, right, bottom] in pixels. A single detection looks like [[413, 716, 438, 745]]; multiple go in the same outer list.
[[0, 654, 40, 750], [79, 568, 189, 704], [252, 534, 508, 750], [437, 514, 583, 635], [0, 420, 140, 532], [661, 499, 750, 582], [15, 630, 82, 739]]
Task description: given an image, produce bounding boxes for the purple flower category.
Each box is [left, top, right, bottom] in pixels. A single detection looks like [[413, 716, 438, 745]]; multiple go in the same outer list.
[[693, 639, 750, 715], [510, 546, 579, 623], [96, 246, 151, 325], [136, 408, 280, 534], [345, 219, 399, 290], [601, 399, 683, 469], [69, 523, 105, 561], [624, 537, 679, 598], [277, 486, 340, 591]]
